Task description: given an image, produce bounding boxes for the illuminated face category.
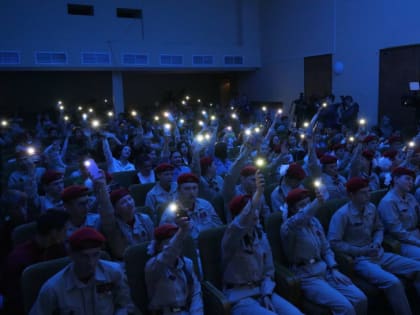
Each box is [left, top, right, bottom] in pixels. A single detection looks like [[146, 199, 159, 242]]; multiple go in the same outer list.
[[120, 146, 132, 159], [115, 194, 135, 219], [66, 196, 89, 222], [71, 247, 101, 280], [178, 183, 198, 202], [349, 187, 370, 207], [170, 151, 183, 167], [158, 170, 174, 186], [394, 174, 414, 193]]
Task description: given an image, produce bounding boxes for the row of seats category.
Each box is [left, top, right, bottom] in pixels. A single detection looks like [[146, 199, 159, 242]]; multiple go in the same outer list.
[[20, 189, 397, 315]]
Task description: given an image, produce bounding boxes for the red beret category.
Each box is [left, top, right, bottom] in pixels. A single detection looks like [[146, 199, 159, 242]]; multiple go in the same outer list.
[[155, 163, 175, 174], [68, 227, 105, 251], [362, 135, 377, 144], [229, 194, 252, 217], [154, 223, 179, 242], [388, 135, 402, 144], [346, 177, 369, 193], [200, 157, 213, 172], [109, 188, 130, 205], [286, 188, 310, 207], [383, 150, 397, 160], [320, 154, 338, 165], [391, 167, 415, 179], [41, 170, 63, 185], [362, 150, 375, 161], [240, 165, 257, 177], [286, 163, 306, 180], [177, 173, 199, 185], [61, 185, 89, 203]]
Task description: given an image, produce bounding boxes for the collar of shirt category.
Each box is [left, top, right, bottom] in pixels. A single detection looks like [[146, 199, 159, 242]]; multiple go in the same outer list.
[[65, 261, 108, 290], [348, 202, 373, 219]]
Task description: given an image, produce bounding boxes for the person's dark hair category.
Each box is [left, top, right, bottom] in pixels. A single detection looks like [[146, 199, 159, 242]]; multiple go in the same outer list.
[[36, 209, 70, 236]]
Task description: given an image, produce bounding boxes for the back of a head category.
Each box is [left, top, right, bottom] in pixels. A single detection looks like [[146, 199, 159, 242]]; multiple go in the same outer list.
[[214, 142, 228, 159]]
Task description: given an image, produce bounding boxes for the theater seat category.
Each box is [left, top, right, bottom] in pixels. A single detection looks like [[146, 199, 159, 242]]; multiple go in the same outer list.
[[124, 236, 198, 315], [264, 212, 331, 315], [12, 221, 37, 247], [112, 170, 138, 188]]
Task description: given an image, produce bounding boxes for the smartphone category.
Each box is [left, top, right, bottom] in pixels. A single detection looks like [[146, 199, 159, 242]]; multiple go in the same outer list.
[[84, 158, 101, 180]]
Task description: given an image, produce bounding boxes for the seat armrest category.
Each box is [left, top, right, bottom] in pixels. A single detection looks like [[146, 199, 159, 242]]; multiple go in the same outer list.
[[383, 236, 401, 254], [274, 262, 301, 306], [201, 281, 231, 315]]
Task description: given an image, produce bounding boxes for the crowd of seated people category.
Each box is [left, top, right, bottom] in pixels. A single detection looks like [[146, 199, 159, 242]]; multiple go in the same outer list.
[[2, 93, 420, 315]]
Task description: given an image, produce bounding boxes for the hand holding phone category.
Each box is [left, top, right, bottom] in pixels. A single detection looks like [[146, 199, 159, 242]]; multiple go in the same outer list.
[[84, 158, 102, 180]]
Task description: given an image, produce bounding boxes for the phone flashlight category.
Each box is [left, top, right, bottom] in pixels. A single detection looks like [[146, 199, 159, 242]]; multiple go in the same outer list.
[[359, 118, 366, 125], [409, 141, 416, 148], [231, 113, 237, 119], [277, 109, 283, 114], [131, 110, 137, 117], [91, 119, 100, 128], [64, 115, 69, 122], [313, 179, 322, 188], [210, 115, 216, 121], [185, 96, 190, 100], [204, 133, 211, 140], [164, 123, 171, 130], [255, 157, 266, 168], [254, 127, 261, 134], [88, 108, 94, 113], [107, 111, 114, 117], [196, 134, 204, 143], [322, 102, 327, 108], [262, 106, 267, 112], [245, 129, 252, 136], [303, 122, 309, 128], [198, 120, 204, 127], [1, 120, 8, 127], [349, 136, 355, 142], [27, 146, 36, 156], [154, 116, 160, 121], [78, 106, 83, 111]]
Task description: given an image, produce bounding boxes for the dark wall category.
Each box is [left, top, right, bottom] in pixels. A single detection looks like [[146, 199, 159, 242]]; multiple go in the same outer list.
[[0, 71, 238, 123]]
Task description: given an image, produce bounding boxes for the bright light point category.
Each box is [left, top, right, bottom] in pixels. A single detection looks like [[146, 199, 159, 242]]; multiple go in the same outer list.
[[168, 202, 178, 212], [27, 147, 35, 155], [185, 96, 190, 100], [231, 113, 237, 119], [154, 116, 159, 121], [201, 110, 206, 115], [209, 103, 213, 106], [182, 100, 186, 105], [230, 106, 234, 111], [359, 119, 366, 125], [82, 113, 88, 120], [1, 120, 8, 127], [91, 120, 100, 128], [314, 179, 321, 188], [278, 109, 283, 114], [255, 158, 265, 167], [196, 134, 204, 142], [322, 102, 327, 108], [88, 108, 93, 113], [254, 127, 260, 133], [78, 106, 83, 111], [57, 101, 62, 105], [303, 122, 309, 128], [163, 112, 169, 118], [104, 99, 108, 103], [245, 129, 251, 136], [198, 120, 204, 126], [349, 136, 355, 142], [164, 123, 171, 130], [131, 110, 137, 117], [179, 119, 185, 124], [64, 116, 69, 121], [197, 99, 201, 103], [204, 133, 211, 140], [83, 160, 91, 167], [409, 141, 415, 148], [300, 133, 305, 139], [227, 126, 232, 131], [210, 115, 216, 121], [262, 106, 267, 112], [59, 105, 64, 111], [107, 111, 113, 117]]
